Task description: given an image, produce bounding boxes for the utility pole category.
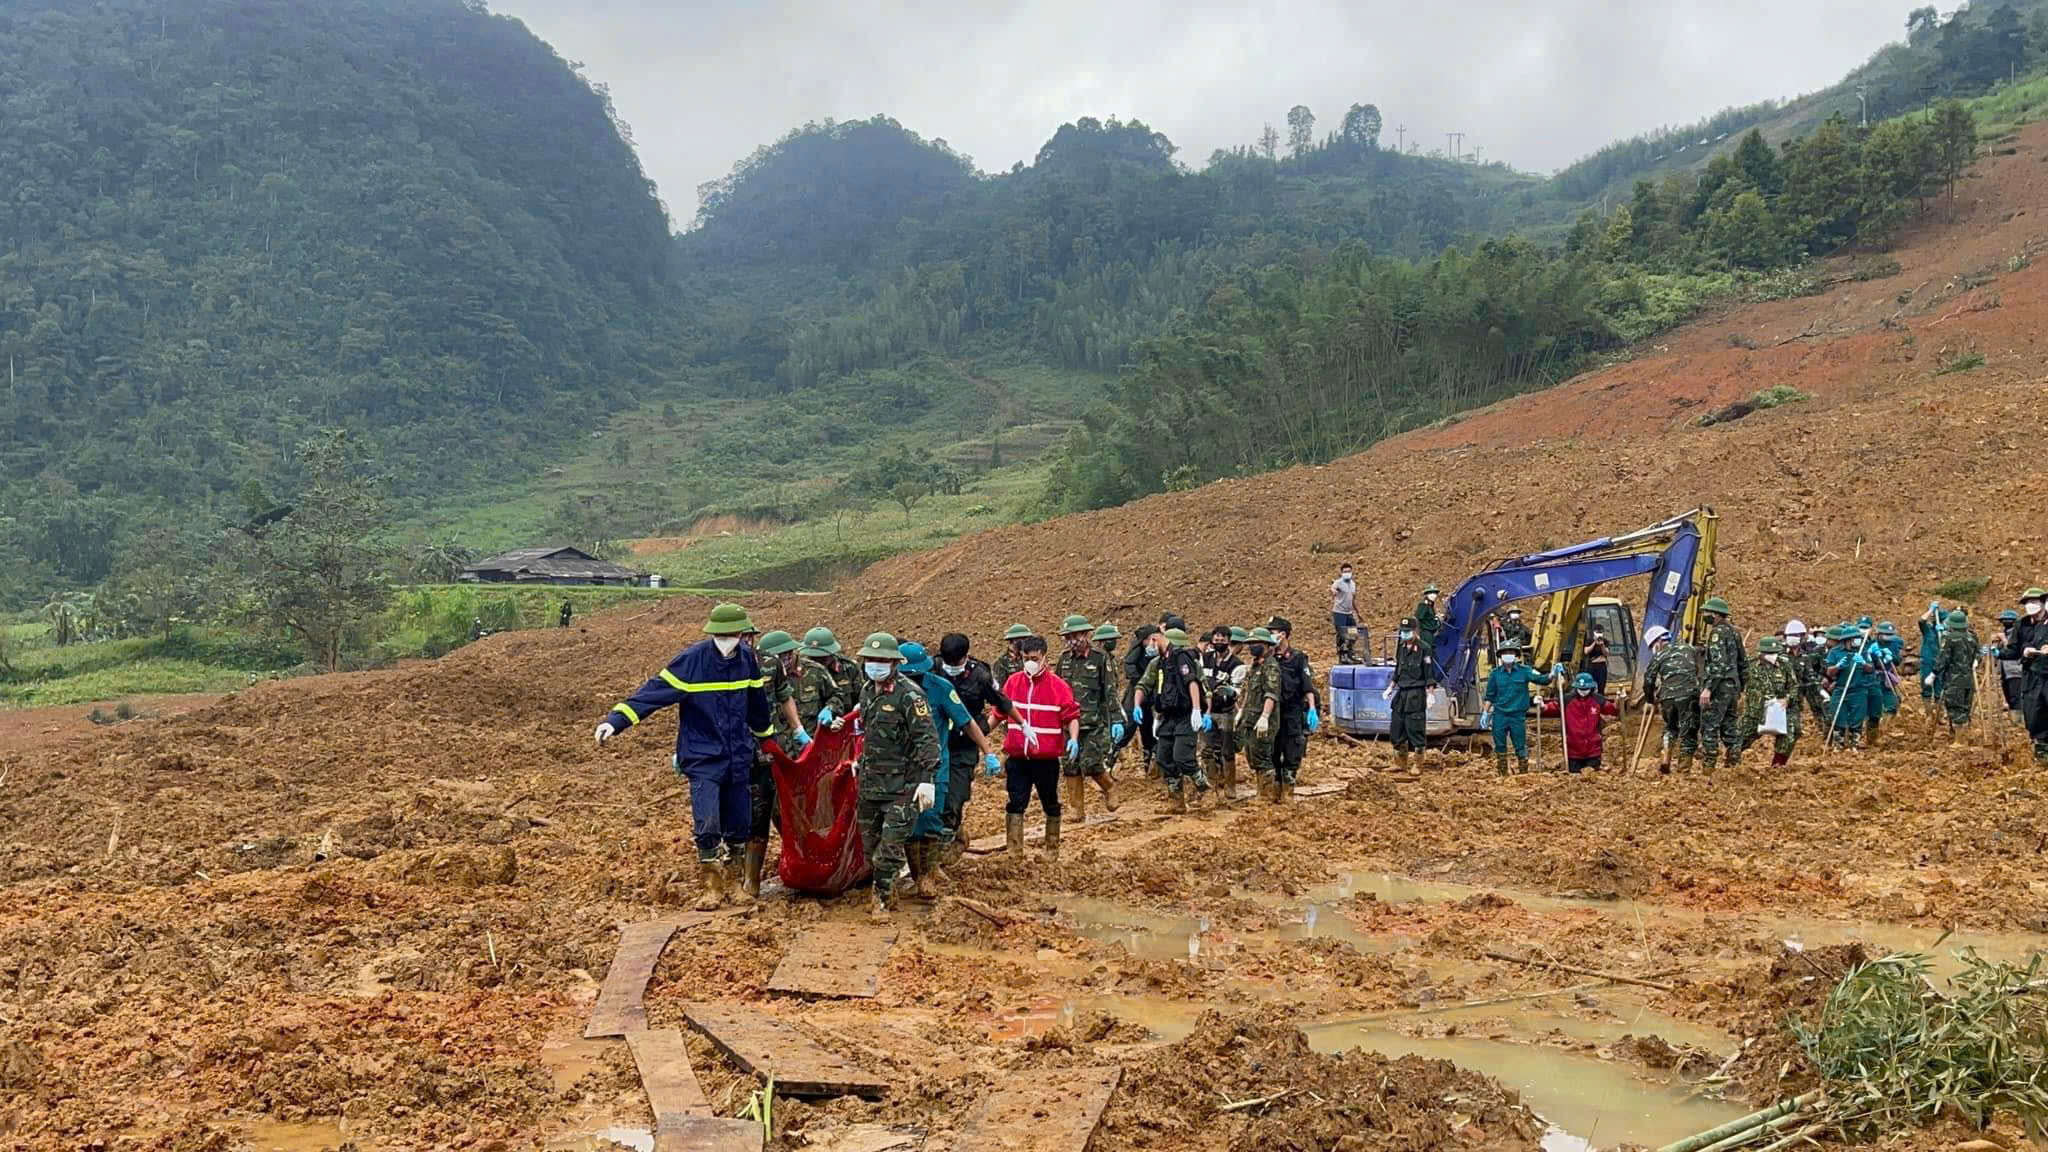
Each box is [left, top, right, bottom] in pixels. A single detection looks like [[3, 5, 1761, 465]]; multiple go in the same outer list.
[[1857, 84, 1869, 129], [1446, 132, 1464, 161], [1395, 124, 1406, 153]]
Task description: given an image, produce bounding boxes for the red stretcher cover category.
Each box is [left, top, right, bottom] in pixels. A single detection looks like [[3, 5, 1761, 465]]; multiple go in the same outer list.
[[766, 721, 869, 895]]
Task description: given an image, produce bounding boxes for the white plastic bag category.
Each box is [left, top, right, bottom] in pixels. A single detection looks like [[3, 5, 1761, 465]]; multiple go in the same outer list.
[[1759, 698, 1788, 736]]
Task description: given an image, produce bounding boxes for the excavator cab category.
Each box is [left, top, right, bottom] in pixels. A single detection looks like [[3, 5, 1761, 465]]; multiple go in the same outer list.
[[1530, 593, 1639, 696]]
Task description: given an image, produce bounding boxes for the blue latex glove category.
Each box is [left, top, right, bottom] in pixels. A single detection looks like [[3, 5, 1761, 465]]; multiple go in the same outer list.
[[1306, 707, 1321, 733], [1130, 703, 1144, 725], [1480, 707, 1493, 727], [1065, 738, 1081, 761], [816, 705, 834, 728], [1551, 663, 1566, 680], [793, 726, 812, 749], [1198, 713, 1213, 732], [1110, 722, 1125, 743], [984, 753, 1002, 777]]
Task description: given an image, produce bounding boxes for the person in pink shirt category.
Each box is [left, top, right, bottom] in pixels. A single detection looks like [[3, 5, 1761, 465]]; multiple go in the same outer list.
[[1000, 635, 1081, 860]]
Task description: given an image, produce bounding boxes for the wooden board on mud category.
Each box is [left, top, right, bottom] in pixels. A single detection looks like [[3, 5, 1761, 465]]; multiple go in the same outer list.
[[766, 925, 896, 1000], [964, 811, 1120, 855], [683, 1002, 889, 1099], [654, 1116, 764, 1152], [624, 1027, 712, 1123], [955, 1065, 1121, 1152], [586, 912, 730, 1038]]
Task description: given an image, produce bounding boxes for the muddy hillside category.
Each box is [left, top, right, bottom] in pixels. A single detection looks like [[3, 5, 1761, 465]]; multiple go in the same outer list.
[[3, 130, 2048, 1152]]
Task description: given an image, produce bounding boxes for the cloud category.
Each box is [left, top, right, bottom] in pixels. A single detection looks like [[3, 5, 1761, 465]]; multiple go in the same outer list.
[[487, 0, 1906, 219]]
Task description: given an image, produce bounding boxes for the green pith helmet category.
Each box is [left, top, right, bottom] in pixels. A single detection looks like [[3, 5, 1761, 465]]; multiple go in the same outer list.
[[856, 632, 904, 661], [1249, 627, 1276, 644], [1944, 610, 1969, 629], [1164, 627, 1191, 648], [1002, 623, 1032, 641], [1759, 636, 1783, 654], [2000, 609, 2020, 623], [758, 630, 799, 656], [1826, 624, 1851, 640], [1059, 613, 1093, 635], [800, 626, 841, 657], [1399, 617, 1417, 629], [1093, 622, 1121, 642], [1702, 596, 1730, 616], [1877, 620, 1898, 637], [1497, 638, 1524, 654], [1857, 615, 1874, 631], [1229, 627, 1250, 643], [704, 603, 755, 635], [2023, 587, 2047, 602], [1423, 584, 1440, 595]]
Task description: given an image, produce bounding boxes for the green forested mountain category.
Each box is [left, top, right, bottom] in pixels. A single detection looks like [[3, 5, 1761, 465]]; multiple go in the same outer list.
[[5, 0, 2044, 619], [0, 0, 673, 602]]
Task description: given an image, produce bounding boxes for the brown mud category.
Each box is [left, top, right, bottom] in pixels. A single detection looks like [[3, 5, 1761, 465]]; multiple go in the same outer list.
[[7, 127, 2048, 1152]]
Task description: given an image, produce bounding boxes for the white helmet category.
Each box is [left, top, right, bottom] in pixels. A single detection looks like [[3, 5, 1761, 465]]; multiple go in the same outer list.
[[1643, 625, 1670, 647], [1783, 619, 1807, 637]]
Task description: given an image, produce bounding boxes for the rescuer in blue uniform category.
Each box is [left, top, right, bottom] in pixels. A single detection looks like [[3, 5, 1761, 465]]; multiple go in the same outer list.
[[594, 602, 776, 910]]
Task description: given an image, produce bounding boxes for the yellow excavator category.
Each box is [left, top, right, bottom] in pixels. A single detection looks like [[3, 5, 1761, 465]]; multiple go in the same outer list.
[[1526, 508, 1719, 701]]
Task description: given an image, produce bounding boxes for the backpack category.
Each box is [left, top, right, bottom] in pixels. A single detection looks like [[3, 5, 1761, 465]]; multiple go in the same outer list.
[[1156, 650, 1197, 718]]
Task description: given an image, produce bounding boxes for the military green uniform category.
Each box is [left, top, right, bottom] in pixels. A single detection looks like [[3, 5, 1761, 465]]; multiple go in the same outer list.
[[1056, 646, 1124, 780], [791, 657, 841, 732], [1739, 644, 1802, 763], [1795, 640, 1832, 728], [1933, 616, 1980, 729], [819, 657, 859, 715], [1698, 615, 1749, 767], [752, 652, 802, 839], [1497, 618, 1532, 653], [1415, 592, 1442, 650], [855, 671, 940, 904], [1235, 655, 1281, 790], [1644, 639, 1702, 765]]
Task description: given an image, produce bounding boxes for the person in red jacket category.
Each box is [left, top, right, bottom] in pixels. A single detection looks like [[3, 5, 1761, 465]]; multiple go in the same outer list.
[[1541, 672, 1620, 773], [1000, 635, 1081, 860]]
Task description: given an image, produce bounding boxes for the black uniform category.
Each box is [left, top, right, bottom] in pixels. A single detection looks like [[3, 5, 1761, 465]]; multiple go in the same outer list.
[[1389, 639, 1440, 752], [1120, 627, 1160, 756], [2001, 614, 2048, 759], [935, 658, 1012, 840], [1273, 649, 1316, 785]]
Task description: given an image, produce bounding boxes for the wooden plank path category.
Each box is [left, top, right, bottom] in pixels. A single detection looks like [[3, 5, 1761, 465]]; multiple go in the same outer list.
[[955, 1065, 1121, 1152], [684, 1001, 889, 1099], [623, 1028, 712, 1122], [585, 910, 746, 1039], [767, 925, 896, 1000]]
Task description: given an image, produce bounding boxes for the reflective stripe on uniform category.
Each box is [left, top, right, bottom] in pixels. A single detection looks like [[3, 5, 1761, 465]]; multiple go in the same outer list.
[[753, 726, 776, 739], [614, 702, 642, 725], [660, 668, 768, 693]]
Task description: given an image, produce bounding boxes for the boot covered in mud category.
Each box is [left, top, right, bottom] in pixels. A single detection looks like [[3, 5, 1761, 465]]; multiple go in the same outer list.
[[739, 839, 767, 900], [1066, 774, 1088, 825], [869, 883, 893, 922], [1393, 748, 1412, 776], [1043, 816, 1061, 862], [903, 842, 928, 900], [1494, 752, 1510, 776], [1005, 813, 1025, 855], [914, 843, 944, 899], [694, 857, 727, 912], [1677, 751, 1695, 774], [1166, 783, 1188, 814], [1275, 778, 1293, 804], [1515, 755, 1531, 775], [1098, 772, 1120, 813]]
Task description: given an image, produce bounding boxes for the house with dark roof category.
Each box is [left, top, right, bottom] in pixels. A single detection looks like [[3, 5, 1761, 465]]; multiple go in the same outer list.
[[459, 546, 650, 587]]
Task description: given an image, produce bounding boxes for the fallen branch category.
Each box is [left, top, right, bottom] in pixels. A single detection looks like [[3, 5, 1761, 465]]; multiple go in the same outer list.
[[1218, 1088, 1299, 1113], [939, 895, 1037, 927], [1482, 950, 1676, 992]]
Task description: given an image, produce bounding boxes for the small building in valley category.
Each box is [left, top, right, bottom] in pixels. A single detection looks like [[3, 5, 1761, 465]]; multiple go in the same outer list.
[[459, 546, 649, 587]]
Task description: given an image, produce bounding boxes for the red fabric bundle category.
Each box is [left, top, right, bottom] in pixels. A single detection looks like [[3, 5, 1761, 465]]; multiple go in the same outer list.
[[767, 723, 869, 895]]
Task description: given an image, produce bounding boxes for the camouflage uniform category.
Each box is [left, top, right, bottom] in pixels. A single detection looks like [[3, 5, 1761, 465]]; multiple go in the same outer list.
[[1933, 619, 1981, 730], [1497, 618, 1533, 653], [855, 672, 940, 905], [1235, 655, 1281, 791], [1644, 640, 1702, 766], [791, 657, 842, 732], [1796, 641, 1832, 728], [1739, 645, 1802, 763], [751, 653, 801, 839], [1055, 646, 1124, 779], [1198, 644, 1242, 791], [1698, 618, 1749, 767]]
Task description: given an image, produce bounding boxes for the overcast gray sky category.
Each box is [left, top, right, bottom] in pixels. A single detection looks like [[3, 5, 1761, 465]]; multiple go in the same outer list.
[[488, 0, 1907, 225]]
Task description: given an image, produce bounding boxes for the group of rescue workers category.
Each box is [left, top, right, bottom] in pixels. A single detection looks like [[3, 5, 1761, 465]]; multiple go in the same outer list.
[[592, 580, 2048, 918], [592, 604, 1321, 918]]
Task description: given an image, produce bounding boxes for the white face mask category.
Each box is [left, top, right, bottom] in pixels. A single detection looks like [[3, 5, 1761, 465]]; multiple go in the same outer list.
[[942, 662, 966, 676], [1501, 654, 1519, 666], [1399, 631, 1414, 642], [1023, 659, 1044, 677], [863, 662, 893, 682], [1763, 653, 1779, 664], [2028, 602, 2043, 617], [712, 636, 741, 657], [1424, 592, 1437, 602]]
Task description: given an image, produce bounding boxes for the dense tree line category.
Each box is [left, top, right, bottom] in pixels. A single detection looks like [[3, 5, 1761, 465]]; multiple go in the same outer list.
[[1044, 101, 1978, 513], [0, 0, 673, 607]]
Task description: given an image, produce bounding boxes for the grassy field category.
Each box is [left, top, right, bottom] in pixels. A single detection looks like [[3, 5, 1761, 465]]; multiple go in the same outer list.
[[412, 352, 1096, 553], [0, 626, 300, 708]]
